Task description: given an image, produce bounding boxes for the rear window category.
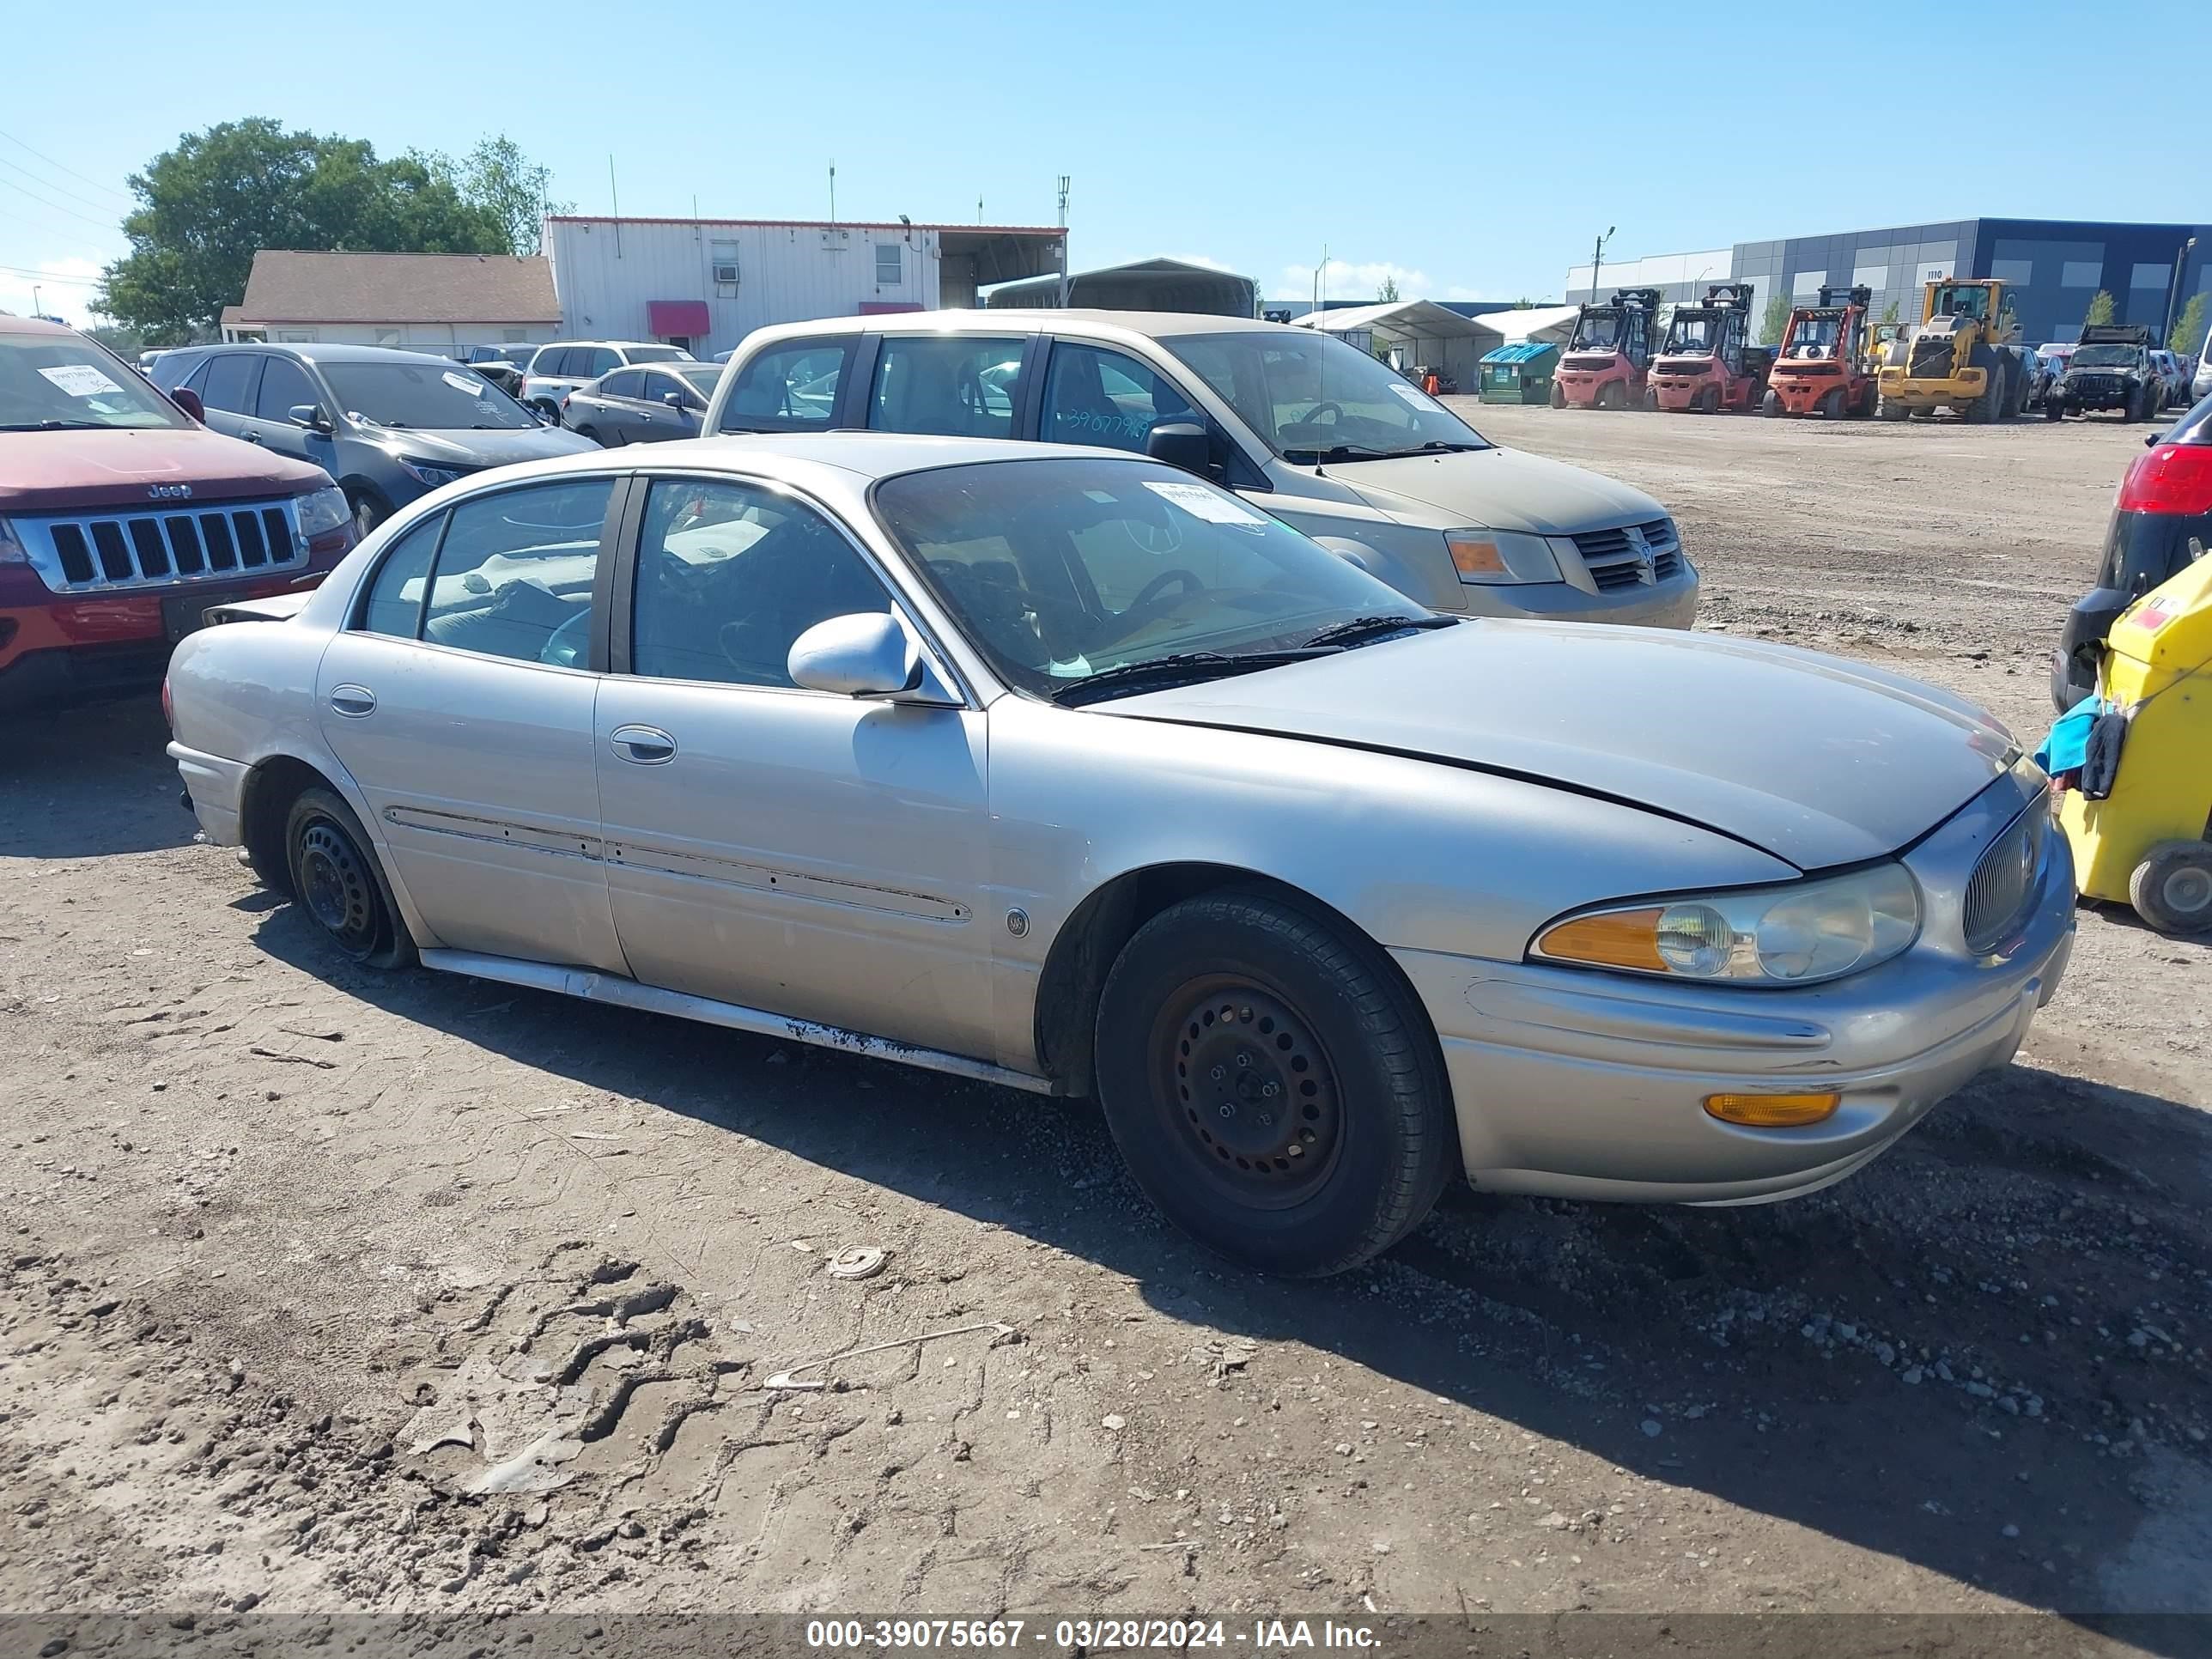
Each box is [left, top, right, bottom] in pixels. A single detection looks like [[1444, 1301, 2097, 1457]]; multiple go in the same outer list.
[[624, 345, 687, 364]]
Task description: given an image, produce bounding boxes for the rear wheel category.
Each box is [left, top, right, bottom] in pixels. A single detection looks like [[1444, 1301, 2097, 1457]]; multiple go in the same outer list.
[[1762, 390, 1784, 416], [1094, 890, 1454, 1277], [284, 787, 411, 968], [2130, 842, 2212, 936], [1820, 388, 1846, 418], [1698, 385, 1721, 414]]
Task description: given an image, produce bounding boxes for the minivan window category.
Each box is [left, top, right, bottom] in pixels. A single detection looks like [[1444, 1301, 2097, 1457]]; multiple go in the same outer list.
[[1041, 343, 1200, 453], [870, 335, 1021, 439], [623, 345, 687, 364], [0, 331, 190, 431], [720, 340, 848, 431], [199, 354, 261, 415], [1163, 331, 1489, 464]]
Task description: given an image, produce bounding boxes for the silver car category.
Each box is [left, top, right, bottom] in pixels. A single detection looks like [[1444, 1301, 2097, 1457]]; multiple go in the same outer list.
[[164, 435, 2074, 1275], [704, 312, 1698, 628]]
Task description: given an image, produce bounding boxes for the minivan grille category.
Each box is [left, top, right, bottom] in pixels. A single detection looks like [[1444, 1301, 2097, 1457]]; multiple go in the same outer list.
[[1964, 805, 2046, 955], [1572, 518, 1682, 590], [16, 499, 305, 593]]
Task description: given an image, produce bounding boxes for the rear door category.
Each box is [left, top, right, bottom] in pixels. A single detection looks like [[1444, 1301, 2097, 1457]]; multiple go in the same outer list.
[[591, 470, 994, 1055], [313, 473, 630, 972]]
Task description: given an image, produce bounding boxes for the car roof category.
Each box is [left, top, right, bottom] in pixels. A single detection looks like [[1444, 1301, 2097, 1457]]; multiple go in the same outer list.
[[435, 431, 1152, 490], [170, 342, 471, 367], [541, 340, 681, 351], [0, 313, 87, 339], [732, 307, 1280, 350]]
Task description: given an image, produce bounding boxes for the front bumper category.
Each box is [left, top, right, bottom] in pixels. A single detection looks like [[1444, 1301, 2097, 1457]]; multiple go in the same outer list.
[[1392, 769, 2075, 1205], [1459, 573, 1699, 629]]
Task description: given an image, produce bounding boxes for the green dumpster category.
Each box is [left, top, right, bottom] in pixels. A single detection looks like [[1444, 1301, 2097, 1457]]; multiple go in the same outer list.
[[1479, 342, 1560, 404]]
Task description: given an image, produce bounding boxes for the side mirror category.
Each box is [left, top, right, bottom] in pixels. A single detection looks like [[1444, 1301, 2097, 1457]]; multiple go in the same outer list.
[[788, 612, 941, 700], [289, 404, 333, 434], [170, 386, 205, 422], [662, 390, 686, 408], [1146, 422, 1213, 476]]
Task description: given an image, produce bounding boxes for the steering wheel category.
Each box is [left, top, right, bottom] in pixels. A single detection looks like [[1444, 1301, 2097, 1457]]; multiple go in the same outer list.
[[1302, 401, 1344, 427], [1127, 568, 1202, 611], [539, 608, 590, 669]]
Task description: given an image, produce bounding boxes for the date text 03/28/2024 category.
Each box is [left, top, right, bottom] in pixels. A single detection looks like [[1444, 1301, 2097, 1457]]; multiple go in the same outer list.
[[803, 1619, 1381, 1650]]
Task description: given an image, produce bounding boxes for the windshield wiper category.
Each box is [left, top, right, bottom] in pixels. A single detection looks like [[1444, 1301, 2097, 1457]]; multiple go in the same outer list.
[[1301, 612, 1458, 649], [1052, 648, 1328, 708], [1345, 440, 1488, 461], [1, 418, 113, 432]]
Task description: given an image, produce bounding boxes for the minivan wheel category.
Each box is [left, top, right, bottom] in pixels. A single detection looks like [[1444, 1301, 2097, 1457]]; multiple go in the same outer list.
[[1093, 890, 1454, 1277], [284, 787, 408, 966]]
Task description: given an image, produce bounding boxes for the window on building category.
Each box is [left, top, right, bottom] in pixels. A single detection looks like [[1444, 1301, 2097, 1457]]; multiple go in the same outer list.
[[276, 331, 316, 343], [1790, 271, 1824, 301], [1990, 258, 2033, 285], [374, 328, 401, 346], [2131, 262, 2171, 291], [711, 240, 740, 295], [2061, 261, 2102, 289], [875, 243, 903, 287], [1851, 264, 1888, 291], [502, 329, 528, 343]]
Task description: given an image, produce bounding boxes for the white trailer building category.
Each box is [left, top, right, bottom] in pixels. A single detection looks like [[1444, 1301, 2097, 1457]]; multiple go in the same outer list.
[[544, 216, 1066, 358]]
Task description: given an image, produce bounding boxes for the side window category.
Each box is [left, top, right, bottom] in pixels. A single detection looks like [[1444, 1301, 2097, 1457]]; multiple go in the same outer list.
[[532, 347, 570, 377], [419, 478, 615, 667], [1041, 343, 1199, 452], [720, 340, 848, 432], [199, 354, 261, 415], [254, 357, 319, 422], [658, 372, 702, 409], [869, 336, 1022, 439], [600, 369, 644, 399], [585, 348, 621, 378], [630, 477, 891, 689], [356, 514, 445, 639]]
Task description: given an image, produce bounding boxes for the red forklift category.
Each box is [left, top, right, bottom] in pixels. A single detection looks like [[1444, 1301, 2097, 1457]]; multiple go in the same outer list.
[[1764, 285, 1877, 418], [1647, 283, 1774, 413], [1550, 286, 1662, 410]]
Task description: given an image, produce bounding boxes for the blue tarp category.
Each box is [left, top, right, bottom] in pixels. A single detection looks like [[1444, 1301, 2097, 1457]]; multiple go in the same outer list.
[[2034, 697, 2106, 776]]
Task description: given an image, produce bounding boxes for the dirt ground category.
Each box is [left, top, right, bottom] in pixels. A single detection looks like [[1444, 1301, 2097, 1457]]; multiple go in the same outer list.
[[3, 407, 2209, 1652]]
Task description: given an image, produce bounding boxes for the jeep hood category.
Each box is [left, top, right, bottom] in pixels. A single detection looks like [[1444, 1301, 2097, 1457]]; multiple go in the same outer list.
[[0, 427, 329, 514], [1106, 623, 2021, 870], [1322, 445, 1668, 536]]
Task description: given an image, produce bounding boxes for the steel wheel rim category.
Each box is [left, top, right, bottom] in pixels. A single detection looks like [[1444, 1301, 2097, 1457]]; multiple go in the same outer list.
[[1148, 974, 1342, 1211], [297, 819, 377, 955], [2162, 865, 2212, 917]]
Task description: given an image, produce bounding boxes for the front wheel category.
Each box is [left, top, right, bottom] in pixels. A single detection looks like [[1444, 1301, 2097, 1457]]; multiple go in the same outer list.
[[1762, 390, 1784, 416], [1641, 387, 1660, 412], [1877, 395, 1908, 421], [284, 787, 412, 968], [1597, 380, 1627, 410], [349, 489, 389, 538], [1094, 890, 1454, 1277], [1550, 380, 1566, 410], [2131, 842, 2212, 935], [2044, 397, 2064, 422]]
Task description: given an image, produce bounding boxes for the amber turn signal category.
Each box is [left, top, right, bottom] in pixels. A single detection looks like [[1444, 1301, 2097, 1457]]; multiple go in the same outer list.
[[1534, 907, 1666, 973], [1445, 535, 1508, 578], [1703, 1091, 1841, 1128]]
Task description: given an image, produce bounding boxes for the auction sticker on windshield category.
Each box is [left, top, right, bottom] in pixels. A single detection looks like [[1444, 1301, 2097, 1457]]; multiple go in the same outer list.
[[1143, 480, 1266, 526], [40, 364, 123, 398], [1388, 381, 1445, 412]]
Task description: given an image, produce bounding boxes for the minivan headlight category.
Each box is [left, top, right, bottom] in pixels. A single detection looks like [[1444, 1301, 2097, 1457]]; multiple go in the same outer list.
[[295, 484, 349, 539], [1444, 528, 1563, 585], [1533, 864, 1922, 986]]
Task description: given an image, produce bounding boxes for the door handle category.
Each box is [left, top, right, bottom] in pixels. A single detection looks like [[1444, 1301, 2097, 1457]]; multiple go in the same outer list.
[[329, 684, 377, 717], [611, 724, 677, 763], [240, 430, 262, 444]]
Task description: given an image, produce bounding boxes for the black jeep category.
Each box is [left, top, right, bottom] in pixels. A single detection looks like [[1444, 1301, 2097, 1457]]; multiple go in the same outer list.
[[2045, 325, 2159, 422]]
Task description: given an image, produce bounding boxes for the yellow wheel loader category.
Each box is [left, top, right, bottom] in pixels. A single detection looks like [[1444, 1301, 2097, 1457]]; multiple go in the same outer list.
[[1874, 278, 2032, 422]]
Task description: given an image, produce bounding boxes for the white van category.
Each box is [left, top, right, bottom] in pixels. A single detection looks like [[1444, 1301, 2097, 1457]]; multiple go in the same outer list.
[[702, 311, 1697, 626]]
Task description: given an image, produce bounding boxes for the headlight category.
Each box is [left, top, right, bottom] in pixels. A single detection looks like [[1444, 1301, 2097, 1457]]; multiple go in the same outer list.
[[1444, 528, 1563, 585], [1532, 864, 1922, 987], [397, 458, 465, 488], [295, 484, 349, 539]]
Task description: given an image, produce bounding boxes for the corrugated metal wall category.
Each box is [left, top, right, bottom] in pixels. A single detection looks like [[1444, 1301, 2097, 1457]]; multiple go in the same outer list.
[[547, 221, 943, 356]]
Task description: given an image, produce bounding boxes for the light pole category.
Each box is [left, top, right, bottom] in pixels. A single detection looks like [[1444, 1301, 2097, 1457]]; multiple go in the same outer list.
[[1590, 226, 1616, 302], [2166, 235, 2198, 347], [32, 285, 42, 319]]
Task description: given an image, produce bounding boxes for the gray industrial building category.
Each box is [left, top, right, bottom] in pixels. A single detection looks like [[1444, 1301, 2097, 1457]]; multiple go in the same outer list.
[[1568, 218, 2209, 346]]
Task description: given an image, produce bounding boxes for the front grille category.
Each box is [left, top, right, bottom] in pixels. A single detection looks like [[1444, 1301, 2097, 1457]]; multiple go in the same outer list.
[[1963, 805, 2047, 955], [1908, 336, 1956, 377], [1572, 518, 1681, 591], [15, 498, 305, 593], [2069, 374, 2118, 397], [1779, 361, 1841, 376], [1563, 355, 1617, 372]]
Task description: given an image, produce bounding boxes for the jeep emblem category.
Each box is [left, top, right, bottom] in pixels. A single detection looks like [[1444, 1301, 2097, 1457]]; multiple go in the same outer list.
[[147, 483, 192, 501]]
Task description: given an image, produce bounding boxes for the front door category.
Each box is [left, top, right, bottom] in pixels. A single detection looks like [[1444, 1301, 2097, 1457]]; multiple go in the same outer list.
[[313, 474, 628, 973], [592, 473, 994, 1057], [240, 353, 336, 472]]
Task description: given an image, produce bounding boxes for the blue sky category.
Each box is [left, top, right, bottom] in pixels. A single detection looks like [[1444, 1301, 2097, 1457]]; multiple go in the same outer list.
[[3, 0, 2207, 326]]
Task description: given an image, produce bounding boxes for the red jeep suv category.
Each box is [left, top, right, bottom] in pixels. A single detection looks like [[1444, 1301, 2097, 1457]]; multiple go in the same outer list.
[[1, 316, 356, 711]]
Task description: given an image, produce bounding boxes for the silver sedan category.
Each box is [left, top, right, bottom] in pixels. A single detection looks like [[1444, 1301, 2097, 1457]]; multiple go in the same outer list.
[[164, 434, 2075, 1275]]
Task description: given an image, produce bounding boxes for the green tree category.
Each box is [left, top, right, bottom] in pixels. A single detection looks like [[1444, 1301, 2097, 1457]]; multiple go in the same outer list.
[[2171, 292, 2208, 359], [2082, 289, 2115, 327], [1759, 291, 1791, 347], [1881, 300, 1900, 323], [1376, 273, 1400, 303], [426, 135, 574, 256], [97, 118, 508, 341]]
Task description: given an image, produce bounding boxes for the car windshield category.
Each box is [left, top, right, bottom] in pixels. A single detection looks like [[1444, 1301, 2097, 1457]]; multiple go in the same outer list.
[[624, 345, 688, 364], [2072, 345, 2138, 368], [872, 455, 1431, 700], [1161, 329, 1489, 464], [672, 364, 724, 393], [319, 361, 538, 430], [0, 332, 186, 431]]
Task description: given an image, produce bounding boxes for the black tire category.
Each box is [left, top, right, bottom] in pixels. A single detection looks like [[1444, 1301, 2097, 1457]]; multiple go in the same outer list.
[[1968, 362, 2006, 423], [2044, 397, 2064, 422], [1550, 380, 1566, 410], [1093, 890, 1454, 1277], [2130, 842, 2212, 936], [1821, 387, 1847, 419], [349, 488, 391, 538], [1597, 380, 1626, 410], [1762, 390, 1784, 417], [1641, 387, 1660, 412], [1877, 395, 1909, 421], [283, 787, 413, 968], [1698, 385, 1721, 414]]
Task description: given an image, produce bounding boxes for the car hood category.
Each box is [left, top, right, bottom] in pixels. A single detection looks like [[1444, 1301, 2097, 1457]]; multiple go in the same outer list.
[[1326, 445, 1666, 535], [0, 426, 329, 513], [368, 425, 600, 466], [1103, 623, 2021, 870]]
